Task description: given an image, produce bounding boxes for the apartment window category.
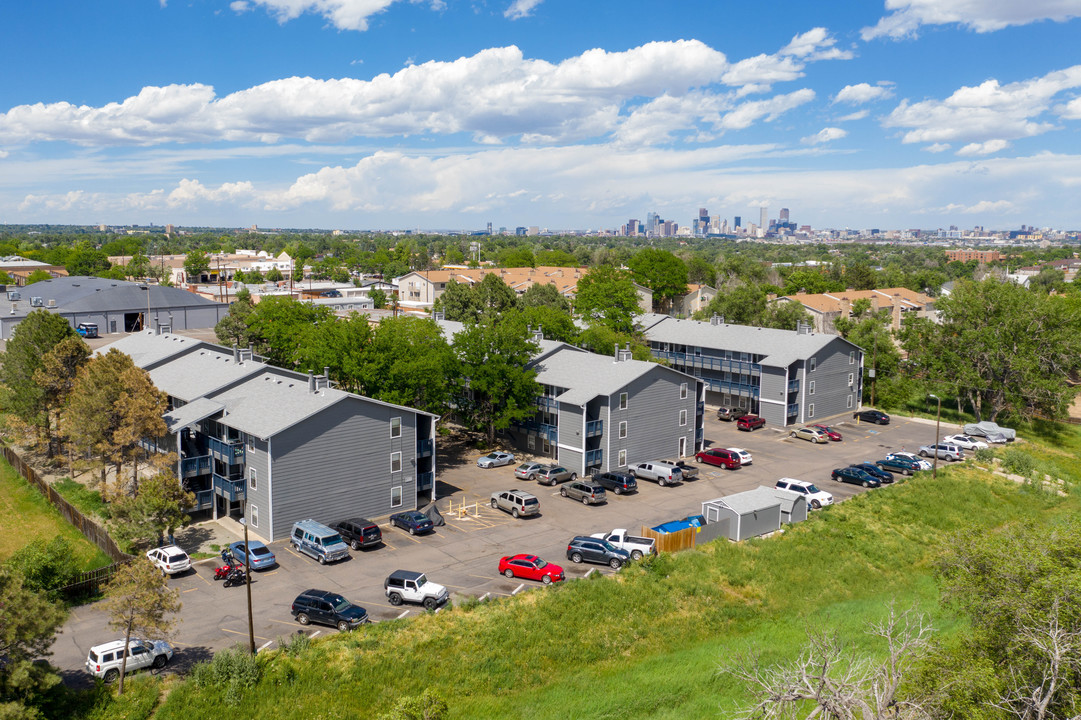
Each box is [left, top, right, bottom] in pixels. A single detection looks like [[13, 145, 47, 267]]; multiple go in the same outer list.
[[618, 449, 627, 467], [679, 409, 687, 426], [391, 452, 402, 473], [680, 382, 688, 399], [249, 504, 259, 528], [849, 351, 856, 365], [528, 434, 536, 450], [391, 486, 403, 508], [542, 438, 551, 454], [848, 373, 854, 386], [619, 421, 628, 439], [808, 403, 815, 418], [248, 467, 257, 491], [809, 380, 815, 395], [619, 392, 628, 410], [847, 395, 854, 409], [390, 417, 401, 438], [809, 357, 817, 372], [246, 434, 255, 452]]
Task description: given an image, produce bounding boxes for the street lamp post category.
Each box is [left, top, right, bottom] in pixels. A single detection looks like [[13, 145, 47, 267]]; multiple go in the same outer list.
[[929, 393, 941, 479]]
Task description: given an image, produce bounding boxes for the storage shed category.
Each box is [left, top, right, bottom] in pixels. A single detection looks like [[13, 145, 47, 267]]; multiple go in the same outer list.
[[771, 487, 808, 524], [702, 487, 782, 541]]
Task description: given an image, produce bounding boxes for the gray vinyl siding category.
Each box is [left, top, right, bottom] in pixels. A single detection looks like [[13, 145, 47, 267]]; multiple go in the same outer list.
[[803, 337, 860, 422], [557, 405, 584, 450], [757, 366, 787, 427], [267, 397, 418, 541], [242, 436, 271, 536], [618, 367, 699, 466], [558, 446, 584, 474]]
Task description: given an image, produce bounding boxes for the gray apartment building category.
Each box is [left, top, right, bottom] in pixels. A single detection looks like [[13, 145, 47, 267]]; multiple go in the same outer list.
[[99, 330, 437, 542], [437, 320, 705, 475], [639, 315, 864, 427]]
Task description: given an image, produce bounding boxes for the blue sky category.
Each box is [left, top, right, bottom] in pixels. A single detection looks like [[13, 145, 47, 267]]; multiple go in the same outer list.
[[2, 0, 1081, 231]]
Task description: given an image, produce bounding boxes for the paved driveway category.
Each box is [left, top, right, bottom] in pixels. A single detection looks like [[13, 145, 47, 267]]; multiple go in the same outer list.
[[53, 411, 941, 684]]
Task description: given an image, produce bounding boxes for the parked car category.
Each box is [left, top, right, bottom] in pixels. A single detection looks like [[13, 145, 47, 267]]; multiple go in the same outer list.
[[728, 447, 753, 465], [810, 424, 843, 441], [76, 322, 99, 338], [591, 470, 638, 495], [943, 434, 989, 451], [850, 463, 894, 484], [229, 540, 277, 570], [736, 414, 766, 431], [514, 461, 547, 480], [535, 465, 577, 486], [875, 455, 923, 476], [384, 569, 449, 610], [477, 451, 516, 468], [490, 489, 540, 517], [694, 447, 742, 469], [630, 461, 683, 486], [590, 529, 656, 560], [145, 545, 191, 576], [85, 639, 173, 683], [963, 421, 1015, 442], [831, 466, 882, 488], [291, 519, 350, 564], [716, 406, 741, 421], [565, 536, 630, 569], [774, 478, 834, 509], [389, 510, 435, 535], [291, 589, 368, 631], [790, 426, 829, 444], [561, 480, 606, 505], [918, 443, 966, 462], [498, 554, 564, 584], [661, 459, 699, 480], [853, 409, 891, 425], [887, 451, 932, 471], [332, 517, 382, 550]]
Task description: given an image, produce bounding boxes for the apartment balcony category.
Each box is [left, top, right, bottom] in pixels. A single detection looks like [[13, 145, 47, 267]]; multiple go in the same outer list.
[[699, 377, 760, 399], [535, 396, 558, 411], [651, 350, 761, 377], [787, 403, 799, 417], [180, 454, 212, 479], [188, 489, 214, 512], [417, 471, 434, 490], [788, 379, 800, 394], [207, 437, 245, 465], [585, 449, 603, 467], [585, 420, 603, 438], [213, 473, 246, 502], [696, 401, 705, 415], [416, 438, 434, 458], [515, 420, 558, 443]]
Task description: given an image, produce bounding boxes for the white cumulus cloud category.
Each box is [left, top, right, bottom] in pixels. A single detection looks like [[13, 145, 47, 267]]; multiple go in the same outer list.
[[863, 0, 1081, 40], [721, 27, 851, 92], [957, 139, 1011, 156], [719, 89, 816, 130], [833, 82, 894, 104], [504, 0, 542, 20], [802, 127, 848, 145]]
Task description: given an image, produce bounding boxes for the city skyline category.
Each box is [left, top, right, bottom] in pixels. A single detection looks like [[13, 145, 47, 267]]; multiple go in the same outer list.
[[2, 1, 1081, 230]]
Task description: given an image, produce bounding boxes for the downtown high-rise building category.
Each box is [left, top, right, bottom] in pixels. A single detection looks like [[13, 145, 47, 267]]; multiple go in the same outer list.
[[779, 208, 789, 223], [760, 206, 768, 230]]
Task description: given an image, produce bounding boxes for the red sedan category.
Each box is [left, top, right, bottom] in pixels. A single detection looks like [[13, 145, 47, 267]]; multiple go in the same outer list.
[[694, 448, 742, 469], [498, 554, 565, 584], [736, 414, 765, 431], [810, 424, 843, 441]]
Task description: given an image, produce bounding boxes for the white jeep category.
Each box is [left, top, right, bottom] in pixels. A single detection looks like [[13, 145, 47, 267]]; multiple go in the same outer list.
[[384, 569, 449, 611]]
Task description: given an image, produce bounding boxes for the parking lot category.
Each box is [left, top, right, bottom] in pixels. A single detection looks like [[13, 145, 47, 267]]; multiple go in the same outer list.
[[53, 410, 947, 683]]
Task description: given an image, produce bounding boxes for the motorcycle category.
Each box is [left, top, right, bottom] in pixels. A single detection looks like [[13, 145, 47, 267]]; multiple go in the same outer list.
[[222, 565, 249, 588], [213, 562, 243, 581]]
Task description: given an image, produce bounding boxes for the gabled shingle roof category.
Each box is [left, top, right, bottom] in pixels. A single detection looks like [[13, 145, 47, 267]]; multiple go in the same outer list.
[[529, 346, 683, 406], [709, 486, 782, 514], [144, 345, 265, 403]]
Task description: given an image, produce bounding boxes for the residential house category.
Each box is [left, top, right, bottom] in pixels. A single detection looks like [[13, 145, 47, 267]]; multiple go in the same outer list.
[[670, 284, 717, 317], [640, 314, 864, 427], [98, 330, 438, 543], [769, 287, 935, 334]]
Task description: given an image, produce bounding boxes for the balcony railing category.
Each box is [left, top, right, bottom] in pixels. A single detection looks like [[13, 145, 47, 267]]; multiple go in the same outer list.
[[213, 473, 246, 502], [535, 396, 558, 411], [515, 420, 558, 442], [180, 454, 212, 479], [651, 350, 761, 377], [699, 377, 760, 398], [585, 420, 603, 438], [187, 489, 214, 511], [139, 438, 169, 455], [417, 471, 434, 489], [788, 379, 800, 393], [585, 448, 603, 466], [208, 437, 245, 464], [787, 403, 799, 416], [416, 438, 434, 458], [696, 428, 704, 442], [696, 401, 705, 415]]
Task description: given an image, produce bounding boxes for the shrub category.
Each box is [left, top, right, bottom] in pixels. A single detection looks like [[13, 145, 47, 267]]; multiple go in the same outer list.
[[189, 644, 262, 706], [973, 447, 994, 463], [1001, 448, 1036, 478], [5, 536, 81, 596], [278, 632, 311, 658]]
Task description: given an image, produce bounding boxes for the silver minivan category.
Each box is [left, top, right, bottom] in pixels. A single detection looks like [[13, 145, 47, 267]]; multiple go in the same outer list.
[[291, 519, 350, 565]]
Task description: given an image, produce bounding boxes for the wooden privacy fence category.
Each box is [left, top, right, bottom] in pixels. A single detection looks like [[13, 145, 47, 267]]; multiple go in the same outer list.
[[58, 561, 127, 600], [0, 444, 130, 563], [641, 525, 697, 553]]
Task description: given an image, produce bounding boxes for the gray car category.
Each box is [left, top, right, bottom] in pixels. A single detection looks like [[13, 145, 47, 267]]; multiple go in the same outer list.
[[560, 480, 606, 505], [918, 443, 966, 461], [514, 462, 547, 480], [489, 489, 540, 518], [535, 465, 577, 486]]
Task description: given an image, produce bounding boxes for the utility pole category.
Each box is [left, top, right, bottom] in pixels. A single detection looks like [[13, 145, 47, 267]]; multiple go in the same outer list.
[[243, 498, 255, 655], [870, 331, 878, 407], [929, 393, 941, 480]]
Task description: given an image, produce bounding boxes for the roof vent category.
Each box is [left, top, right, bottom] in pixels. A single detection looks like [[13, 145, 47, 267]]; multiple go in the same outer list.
[[30, 297, 43, 307]]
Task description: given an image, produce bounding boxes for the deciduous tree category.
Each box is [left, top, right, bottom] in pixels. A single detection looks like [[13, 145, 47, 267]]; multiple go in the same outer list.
[[360, 317, 459, 415], [433, 279, 481, 323], [519, 282, 571, 313], [293, 312, 373, 394], [214, 287, 256, 348], [61, 349, 133, 487], [0, 309, 78, 447], [627, 248, 687, 310], [474, 273, 518, 319], [183, 249, 210, 282], [244, 296, 334, 367], [108, 471, 195, 548], [573, 266, 639, 334], [0, 566, 66, 715], [33, 334, 91, 457]]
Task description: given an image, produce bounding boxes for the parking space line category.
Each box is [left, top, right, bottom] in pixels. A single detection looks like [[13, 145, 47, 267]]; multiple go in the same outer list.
[[310, 630, 321, 639], [257, 640, 274, 652], [466, 573, 496, 580], [396, 610, 409, 619], [511, 584, 524, 595], [181, 587, 199, 593], [268, 618, 297, 626], [381, 540, 397, 551], [221, 627, 271, 642], [394, 532, 423, 544]]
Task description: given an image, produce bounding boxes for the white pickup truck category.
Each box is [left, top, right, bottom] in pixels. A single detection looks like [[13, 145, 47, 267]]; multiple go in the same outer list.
[[590, 528, 657, 561]]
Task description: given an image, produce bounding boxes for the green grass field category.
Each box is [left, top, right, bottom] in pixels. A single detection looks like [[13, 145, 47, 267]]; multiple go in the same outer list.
[[100, 463, 1070, 720], [0, 457, 111, 570]]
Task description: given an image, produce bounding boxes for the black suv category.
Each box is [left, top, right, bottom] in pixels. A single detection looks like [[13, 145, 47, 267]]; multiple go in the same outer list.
[[332, 518, 382, 550], [291, 589, 369, 631], [566, 536, 630, 569], [591, 470, 638, 495]]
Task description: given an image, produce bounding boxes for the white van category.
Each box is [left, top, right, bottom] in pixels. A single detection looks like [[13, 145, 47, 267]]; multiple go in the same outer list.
[[290, 519, 350, 565]]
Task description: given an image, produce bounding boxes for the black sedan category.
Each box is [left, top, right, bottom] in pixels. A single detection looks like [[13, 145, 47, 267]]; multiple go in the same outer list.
[[830, 466, 882, 488], [853, 409, 890, 425], [850, 463, 894, 484], [389, 511, 434, 536]]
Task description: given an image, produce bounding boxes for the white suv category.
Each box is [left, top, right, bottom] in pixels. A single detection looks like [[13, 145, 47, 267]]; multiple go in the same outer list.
[[384, 570, 450, 611], [145, 545, 191, 576], [775, 478, 834, 509], [85, 639, 173, 683]]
